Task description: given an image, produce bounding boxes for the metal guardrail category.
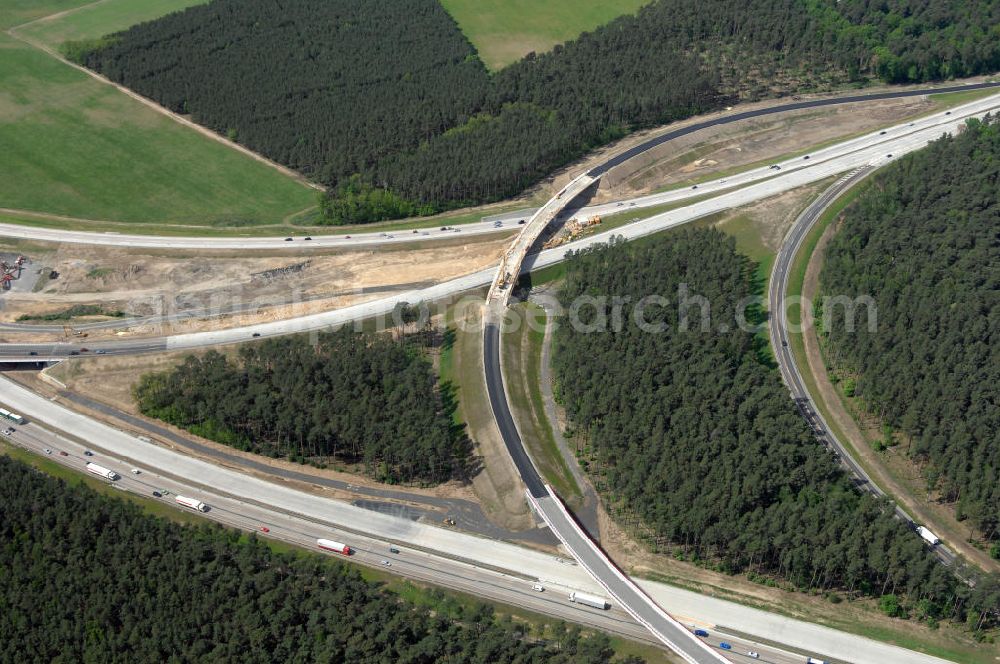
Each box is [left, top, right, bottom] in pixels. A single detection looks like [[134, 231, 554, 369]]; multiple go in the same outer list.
[[526, 488, 727, 664]]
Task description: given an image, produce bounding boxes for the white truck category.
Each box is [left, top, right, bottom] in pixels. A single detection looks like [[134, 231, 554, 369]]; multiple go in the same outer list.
[[85, 462, 119, 481], [175, 495, 209, 512], [317, 538, 353, 556], [916, 526, 941, 546], [568, 591, 609, 610]]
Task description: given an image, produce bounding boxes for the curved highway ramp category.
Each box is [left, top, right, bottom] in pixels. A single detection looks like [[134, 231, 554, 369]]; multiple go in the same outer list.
[[482, 321, 727, 663], [481, 163, 730, 664]]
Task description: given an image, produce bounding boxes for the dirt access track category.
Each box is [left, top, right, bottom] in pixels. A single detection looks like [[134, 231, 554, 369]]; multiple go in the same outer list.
[[0, 237, 508, 341]]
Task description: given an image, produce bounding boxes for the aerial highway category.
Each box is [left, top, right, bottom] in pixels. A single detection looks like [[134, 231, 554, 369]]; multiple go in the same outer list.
[[0, 82, 998, 252], [767, 169, 960, 569], [480, 138, 729, 664], [0, 374, 955, 664], [1, 83, 996, 661], [3, 89, 1000, 361], [472, 85, 1000, 662]]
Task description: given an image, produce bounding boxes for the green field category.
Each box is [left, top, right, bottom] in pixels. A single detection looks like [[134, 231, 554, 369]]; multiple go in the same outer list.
[[1, 0, 90, 29], [440, 0, 649, 70], [18, 0, 206, 46], [0, 0, 316, 226]]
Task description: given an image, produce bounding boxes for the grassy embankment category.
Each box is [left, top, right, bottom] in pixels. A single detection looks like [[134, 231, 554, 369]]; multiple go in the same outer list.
[[501, 301, 580, 501]]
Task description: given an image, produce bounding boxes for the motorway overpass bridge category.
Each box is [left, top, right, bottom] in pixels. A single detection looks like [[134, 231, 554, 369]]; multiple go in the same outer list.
[[481, 173, 728, 663], [475, 80, 1000, 659]]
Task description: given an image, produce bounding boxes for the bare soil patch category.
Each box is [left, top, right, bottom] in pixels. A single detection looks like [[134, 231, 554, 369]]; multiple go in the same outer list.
[[0, 237, 508, 339]]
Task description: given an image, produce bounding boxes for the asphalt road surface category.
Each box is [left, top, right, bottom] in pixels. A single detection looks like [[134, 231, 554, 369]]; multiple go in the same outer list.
[[484, 188, 726, 661], [3, 89, 1000, 362], [587, 81, 1000, 176], [0, 376, 954, 664], [474, 89, 1000, 662], [58, 389, 557, 546], [767, 169, 959, 569], [483, 321, 548, 499], [1, 83, 997, 252]]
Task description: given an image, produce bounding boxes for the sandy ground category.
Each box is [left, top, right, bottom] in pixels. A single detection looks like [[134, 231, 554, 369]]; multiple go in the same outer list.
[[595, 502, 991, 656], [33, 302, 540, 534], [602, 96, 932, 200], [0, 238, 508, 339], [800, 222, 999, 573], [525, 76, 1000, 205], [449, 302, 537, 531]]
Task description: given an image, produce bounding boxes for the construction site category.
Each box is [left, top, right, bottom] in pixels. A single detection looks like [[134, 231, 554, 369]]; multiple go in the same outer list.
[[0, 254, 27, 291], [0, 237, 509, 342]]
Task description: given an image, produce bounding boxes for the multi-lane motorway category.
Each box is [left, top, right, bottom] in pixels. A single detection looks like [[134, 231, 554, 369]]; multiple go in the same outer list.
[[0, 374, 956, 664], [2, 82, 997, 664], [4, 89, 1000, 363], [767, 168, 960, 569], [474, 87, 1000, 662], [0, 82, 997, 253]]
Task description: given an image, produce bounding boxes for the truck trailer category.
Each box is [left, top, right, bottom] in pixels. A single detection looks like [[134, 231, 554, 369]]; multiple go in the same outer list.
[[85, 462, 119, 481], [916, 526, 941, 545], [568, 591, 609, 610], [0, 409, 24, 425], [175, 495, 208, 512], [317, 539, 352, 555]]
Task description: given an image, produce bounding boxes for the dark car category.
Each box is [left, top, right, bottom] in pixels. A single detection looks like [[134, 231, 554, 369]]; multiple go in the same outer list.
[[252, 332, 261, 338], [719, 642, 732, 651], [284, 237, 293, 241], [694, 629, 709, 637], [304, 236, 312, 241], [152, 491, 162, 498], [69, 351, 80, 356], [59, 451, 68, 456], [84, 450, 94, 456], [28, 351, 37, 356], [803, 155, 810, 159], [691, 185, 698, 189], [879, 130, 887, 135]]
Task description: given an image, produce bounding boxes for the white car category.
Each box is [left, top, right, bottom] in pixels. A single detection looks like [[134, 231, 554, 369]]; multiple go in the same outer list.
[[131, 469, 141, 475], [748, 652, 759, 659], [531, 583, 544, 592], [380, 559, 391, 567], [1, 428, 12, 436], [43, 448, 52, 454]]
